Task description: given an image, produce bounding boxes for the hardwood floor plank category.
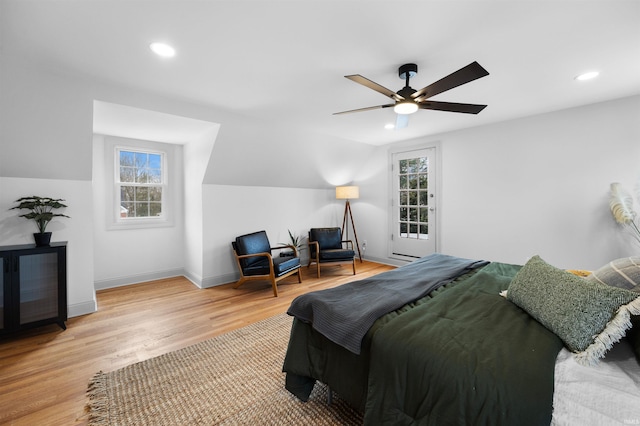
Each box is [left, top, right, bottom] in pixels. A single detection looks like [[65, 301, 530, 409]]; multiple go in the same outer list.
[[0, 261, 394, 425]]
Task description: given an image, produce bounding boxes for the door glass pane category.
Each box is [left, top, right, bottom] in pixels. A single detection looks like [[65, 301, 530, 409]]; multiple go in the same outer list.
[[19, 253, 58, 324]]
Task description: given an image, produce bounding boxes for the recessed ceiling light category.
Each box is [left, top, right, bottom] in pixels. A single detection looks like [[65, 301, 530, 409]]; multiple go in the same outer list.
[[384, 123, 395, 130], [150, 42, 176, 58], [575, 71, 599, 81]]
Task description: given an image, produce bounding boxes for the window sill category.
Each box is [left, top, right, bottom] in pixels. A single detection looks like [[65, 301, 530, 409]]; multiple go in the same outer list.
[[107, 217, 174, 231]]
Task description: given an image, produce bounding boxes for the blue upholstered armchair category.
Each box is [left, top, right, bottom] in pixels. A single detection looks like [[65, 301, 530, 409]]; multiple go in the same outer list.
[[307, 227, 356, 278], [232, 230, 302, 297]]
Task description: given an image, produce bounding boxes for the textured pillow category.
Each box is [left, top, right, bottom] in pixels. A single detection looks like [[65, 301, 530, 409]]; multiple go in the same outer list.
[[506, 255, 640, 366], [585, 256, 640, 293]]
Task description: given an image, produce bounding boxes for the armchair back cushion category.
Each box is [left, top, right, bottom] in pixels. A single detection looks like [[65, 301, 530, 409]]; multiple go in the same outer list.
[[235, 230, 271, 269], [309, 227, 355, 261], [310, 228, 343, 250]]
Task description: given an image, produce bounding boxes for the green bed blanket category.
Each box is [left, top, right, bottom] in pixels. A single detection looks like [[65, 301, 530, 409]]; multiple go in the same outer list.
[[364, 262, 563, 425], [283, 262, 564, 425]]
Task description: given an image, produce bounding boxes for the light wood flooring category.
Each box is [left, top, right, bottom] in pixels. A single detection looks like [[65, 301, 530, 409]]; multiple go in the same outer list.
[[0, 260, 394, 425]]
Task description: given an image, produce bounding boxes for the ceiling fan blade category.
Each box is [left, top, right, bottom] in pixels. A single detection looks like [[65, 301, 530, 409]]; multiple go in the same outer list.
[[345, 75, 403, 101], [412, 61, 489, 101], [395, 113, 409, 129], [333, 104, 395, 115], [419, 101, 487, 114]]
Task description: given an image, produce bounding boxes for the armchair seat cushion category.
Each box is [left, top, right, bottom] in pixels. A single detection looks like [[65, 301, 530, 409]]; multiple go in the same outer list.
[[244, 255, 300, 276], [319, 248, 355, 262], [273, 256, 301, 275]]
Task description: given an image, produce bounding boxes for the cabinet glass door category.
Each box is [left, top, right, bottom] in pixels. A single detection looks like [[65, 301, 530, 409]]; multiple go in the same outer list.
[[1, 254, 6, 330], [18, 252, 58, 325]]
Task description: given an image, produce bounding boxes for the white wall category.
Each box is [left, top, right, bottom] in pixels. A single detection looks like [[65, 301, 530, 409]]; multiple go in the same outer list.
[[183, 127, 218, 286], [355, 95, 640, 270], [201, 184, 342, 286]]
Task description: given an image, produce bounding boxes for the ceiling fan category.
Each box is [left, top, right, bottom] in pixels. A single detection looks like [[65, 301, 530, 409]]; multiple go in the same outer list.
[[334, 61, 489, 129]]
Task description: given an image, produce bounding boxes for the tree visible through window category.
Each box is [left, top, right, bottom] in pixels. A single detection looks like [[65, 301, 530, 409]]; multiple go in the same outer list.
[[117, 149, 164, 218]]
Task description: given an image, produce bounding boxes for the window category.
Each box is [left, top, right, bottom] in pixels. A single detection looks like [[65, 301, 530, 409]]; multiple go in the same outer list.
[[116, 148, 165, 219]]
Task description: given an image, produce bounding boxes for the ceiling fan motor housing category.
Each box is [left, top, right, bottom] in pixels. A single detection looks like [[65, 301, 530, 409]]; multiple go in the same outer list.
[[398, 63, 418, 80]]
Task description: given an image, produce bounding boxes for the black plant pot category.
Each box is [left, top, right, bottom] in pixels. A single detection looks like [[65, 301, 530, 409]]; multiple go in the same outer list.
[[34, 232, 52, 246]]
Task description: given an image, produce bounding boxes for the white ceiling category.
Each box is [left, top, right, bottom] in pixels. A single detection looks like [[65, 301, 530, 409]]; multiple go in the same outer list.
[[2, 0, 639, 146]]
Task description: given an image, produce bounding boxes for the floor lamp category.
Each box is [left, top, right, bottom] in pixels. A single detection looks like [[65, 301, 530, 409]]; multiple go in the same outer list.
[[336, 186, 363, 262]]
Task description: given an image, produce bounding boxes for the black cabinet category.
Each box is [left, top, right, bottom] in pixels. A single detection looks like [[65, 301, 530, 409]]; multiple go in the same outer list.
[[1, 242, 67, 335]]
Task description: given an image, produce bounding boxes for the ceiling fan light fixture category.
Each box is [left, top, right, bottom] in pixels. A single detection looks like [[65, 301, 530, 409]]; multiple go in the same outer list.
[[394, 101, 418, 115]]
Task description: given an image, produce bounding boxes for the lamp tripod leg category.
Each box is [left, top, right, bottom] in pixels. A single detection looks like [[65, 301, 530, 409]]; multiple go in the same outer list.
[[342, 200, 363, 263]]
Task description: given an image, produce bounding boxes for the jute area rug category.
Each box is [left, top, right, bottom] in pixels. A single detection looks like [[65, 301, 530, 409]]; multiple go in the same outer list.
[[86, 313, 363, 425]]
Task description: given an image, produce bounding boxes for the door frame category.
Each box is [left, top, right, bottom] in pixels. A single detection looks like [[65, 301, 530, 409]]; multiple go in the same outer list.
[[387, 141, 441, 261]]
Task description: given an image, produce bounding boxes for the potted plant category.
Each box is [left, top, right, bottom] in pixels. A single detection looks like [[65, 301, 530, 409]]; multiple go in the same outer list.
[[11, 196, 70, 246], [279, 229, 305, 257]]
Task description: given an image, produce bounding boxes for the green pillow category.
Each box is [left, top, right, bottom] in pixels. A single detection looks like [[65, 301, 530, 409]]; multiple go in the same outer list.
[[505, 255, 640, 366]]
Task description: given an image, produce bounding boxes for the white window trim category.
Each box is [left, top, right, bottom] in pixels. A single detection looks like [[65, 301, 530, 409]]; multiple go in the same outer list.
[[104, 138, 176, 231]]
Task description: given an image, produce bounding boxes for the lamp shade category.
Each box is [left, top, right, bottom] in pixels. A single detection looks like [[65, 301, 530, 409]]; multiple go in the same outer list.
[[336, 186, 359, 200]]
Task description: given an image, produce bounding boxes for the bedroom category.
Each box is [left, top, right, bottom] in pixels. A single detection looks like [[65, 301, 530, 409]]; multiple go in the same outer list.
[[0, 0, 639, 424]]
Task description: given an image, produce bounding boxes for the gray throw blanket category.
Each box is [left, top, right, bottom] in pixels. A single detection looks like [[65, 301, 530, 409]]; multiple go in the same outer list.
[[287, 253, 489, 354]]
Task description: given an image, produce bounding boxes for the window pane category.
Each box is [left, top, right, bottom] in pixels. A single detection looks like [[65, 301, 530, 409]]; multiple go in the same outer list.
[[121, 202, 133, 217], [399, 175, 407, 189], [134, 152, 147, 168], [148, 168, 162, 184], [400, 207, 408, 221], [420, 224, 428, 235], [419, 174, 428, 188], [149, 154, 162, 169], [419, 157, 428, 172], [135, 202, 149, 217], [400, 222, 407, 235], [399, 159, 408, 174], [400, 191, 408, 205], [408, 174, 418, 189], [119, 167, 134, 182], [419, 191, 428, 206], [120, 151, 134, 166], [121, 186, 134, 202], [420, 207, 429, 222], [409, 191, 417, 206], [149, 187, 162, 202], [409, 207, 417, 221], [409, 223, 418, 234], [149, 202, 162, 217], [136, 187, 149, 201], [407, 159, 418, 173]]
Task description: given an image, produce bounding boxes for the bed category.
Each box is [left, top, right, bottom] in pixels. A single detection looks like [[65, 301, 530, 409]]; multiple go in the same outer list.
[[283, 254, 640, 425]]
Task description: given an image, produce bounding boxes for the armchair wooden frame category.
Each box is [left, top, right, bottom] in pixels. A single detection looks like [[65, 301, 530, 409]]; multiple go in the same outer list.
[[232, 244, 302, 297], [307, 239, 356, 278]]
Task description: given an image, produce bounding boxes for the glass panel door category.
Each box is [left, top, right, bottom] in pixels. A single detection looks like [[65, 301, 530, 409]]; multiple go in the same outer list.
[[391, 147, 436, 259]]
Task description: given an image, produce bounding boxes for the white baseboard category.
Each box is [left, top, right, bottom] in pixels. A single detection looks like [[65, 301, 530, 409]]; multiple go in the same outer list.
[[68, 299, 97, 318], [94, 268, 186, 290]]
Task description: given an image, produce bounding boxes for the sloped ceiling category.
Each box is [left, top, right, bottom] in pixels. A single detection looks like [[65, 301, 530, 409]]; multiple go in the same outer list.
[[2, 0, 639, 147]]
